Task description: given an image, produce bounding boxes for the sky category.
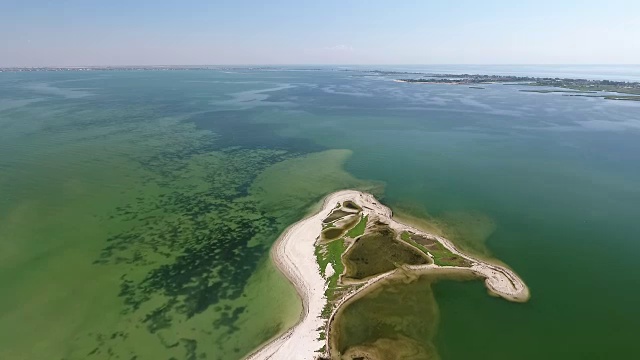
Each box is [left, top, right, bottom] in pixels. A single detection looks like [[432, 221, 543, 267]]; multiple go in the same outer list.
[[1, 0, 639, 66]]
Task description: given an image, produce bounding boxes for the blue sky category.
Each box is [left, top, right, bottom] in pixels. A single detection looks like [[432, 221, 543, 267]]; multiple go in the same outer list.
[[2, 0, 639, 66]]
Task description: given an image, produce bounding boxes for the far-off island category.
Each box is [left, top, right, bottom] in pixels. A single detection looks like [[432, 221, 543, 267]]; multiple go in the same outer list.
[[394, 73, 640, 101], [245, 190, 529, 360]]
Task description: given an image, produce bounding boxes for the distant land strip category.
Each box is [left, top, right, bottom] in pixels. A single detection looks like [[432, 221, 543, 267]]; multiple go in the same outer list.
[[394, 73, 640, 100]]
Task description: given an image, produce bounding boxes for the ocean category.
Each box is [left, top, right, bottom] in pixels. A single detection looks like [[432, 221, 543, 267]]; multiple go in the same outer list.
[[1, 66, 639, 359]]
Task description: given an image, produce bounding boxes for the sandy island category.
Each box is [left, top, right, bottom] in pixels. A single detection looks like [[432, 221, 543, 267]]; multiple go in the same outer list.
[[245, 190, 529, 360]]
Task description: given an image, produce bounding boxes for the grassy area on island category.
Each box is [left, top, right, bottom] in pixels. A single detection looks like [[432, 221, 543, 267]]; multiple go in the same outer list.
[[315, 234, 351, 320], [343, 226, 429, 280], [322, 239, 347, 318], [321, 214, 361, 241], [316, 201, 367, 321], [345, 215, 368, 238], [401, 231, 471, 267]]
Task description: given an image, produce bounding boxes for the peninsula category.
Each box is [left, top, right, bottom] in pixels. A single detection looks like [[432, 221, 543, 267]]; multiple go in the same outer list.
[[396, 74, 640, 101], [245, 190, 529, 360]]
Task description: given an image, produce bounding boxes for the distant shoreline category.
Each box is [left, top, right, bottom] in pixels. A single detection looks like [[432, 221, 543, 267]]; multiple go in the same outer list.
[[395, 74, 640, 101]]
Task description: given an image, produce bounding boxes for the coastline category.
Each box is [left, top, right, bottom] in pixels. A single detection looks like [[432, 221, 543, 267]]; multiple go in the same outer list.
[[245, 190, 530, 360], [244, 192, 358, 360]]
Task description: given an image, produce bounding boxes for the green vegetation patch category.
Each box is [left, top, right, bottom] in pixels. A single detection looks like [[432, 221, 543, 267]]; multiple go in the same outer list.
[[401, 231, 471, 267], [316, 238, 348, 318], [346, 215, 368, 238], [326, 240, 346, 288], [399, 231, 432, 262], [344, 226, 428, 280], [321, 214, 361, 241]]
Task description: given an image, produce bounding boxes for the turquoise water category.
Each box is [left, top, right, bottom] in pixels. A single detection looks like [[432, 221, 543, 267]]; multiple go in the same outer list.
[[2, 67, 640, 359]]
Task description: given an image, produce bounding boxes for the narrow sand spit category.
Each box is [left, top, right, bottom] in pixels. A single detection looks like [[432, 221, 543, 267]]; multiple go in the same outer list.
[[245, 190, 529, 360]]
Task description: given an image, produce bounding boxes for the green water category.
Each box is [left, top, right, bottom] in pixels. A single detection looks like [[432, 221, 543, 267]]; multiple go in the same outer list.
[[0, 71, 368, 360], [333, 271, 478, 359], [334, 274, 443, 359], [2, 68, 640, 359]]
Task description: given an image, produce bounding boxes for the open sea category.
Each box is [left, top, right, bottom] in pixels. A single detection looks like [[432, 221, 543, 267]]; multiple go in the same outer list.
[[1, 65, 639, 359]]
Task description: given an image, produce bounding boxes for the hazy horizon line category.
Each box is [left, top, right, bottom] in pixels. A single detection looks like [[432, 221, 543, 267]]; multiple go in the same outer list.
[[3, 63, 640, 68]]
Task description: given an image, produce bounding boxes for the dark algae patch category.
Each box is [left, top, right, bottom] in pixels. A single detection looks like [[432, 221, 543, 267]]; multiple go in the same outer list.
[[100, 148, 291, 320], [343, 226, 428, 280], [95, 147, 368, 359]]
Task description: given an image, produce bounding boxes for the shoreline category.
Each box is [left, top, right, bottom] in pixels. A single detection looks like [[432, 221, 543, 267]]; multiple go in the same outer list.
[[244, 192, 359, 360], [245, 190, 529, 360]]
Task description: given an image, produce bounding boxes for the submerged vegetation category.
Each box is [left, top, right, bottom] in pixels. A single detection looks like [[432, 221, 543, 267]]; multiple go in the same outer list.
[[333, 274, 441, 360], [0, 72, 380, 360], [331, 271, 477, 360]]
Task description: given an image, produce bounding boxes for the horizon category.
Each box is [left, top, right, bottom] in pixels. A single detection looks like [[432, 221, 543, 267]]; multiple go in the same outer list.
[[5, 63, 640, 82], [3, 0, 639, 67], [5, 63, 640, 69]]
